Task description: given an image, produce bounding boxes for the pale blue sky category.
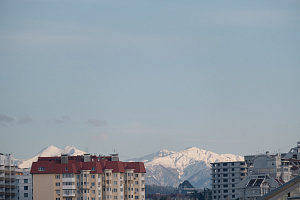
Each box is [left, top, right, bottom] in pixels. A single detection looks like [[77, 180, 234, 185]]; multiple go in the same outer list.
[[1, 0, 299, 160]]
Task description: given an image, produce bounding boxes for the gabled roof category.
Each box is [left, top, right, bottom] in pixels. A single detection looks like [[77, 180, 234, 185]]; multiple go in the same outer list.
[[178, 180, 195, 189], [30, 155, 146, 174]]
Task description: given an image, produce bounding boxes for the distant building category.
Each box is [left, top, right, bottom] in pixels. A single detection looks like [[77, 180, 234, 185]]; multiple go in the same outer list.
[[177, 180, 197, 195], [0, 153, 16, 200], [30, 153, 146, 200], [211, 141, 300, 200], [257, 175, 300, 200], [16, 168, 32, 200], [211, 161, 247, 200]]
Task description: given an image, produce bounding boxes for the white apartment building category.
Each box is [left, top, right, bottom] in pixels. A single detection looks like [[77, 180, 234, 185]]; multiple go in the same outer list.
[[0, 153, 16, 200], [211, 161, 247, 200], [16, 168, 32, 200]]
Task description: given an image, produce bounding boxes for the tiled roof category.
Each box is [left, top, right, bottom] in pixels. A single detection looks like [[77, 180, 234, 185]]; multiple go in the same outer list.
[[30, 155, 146, 174]]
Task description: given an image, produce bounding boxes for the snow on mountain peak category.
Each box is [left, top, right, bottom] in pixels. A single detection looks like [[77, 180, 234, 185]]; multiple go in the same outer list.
[[134, 147, 244, 188], [17, 145, 86, 169]]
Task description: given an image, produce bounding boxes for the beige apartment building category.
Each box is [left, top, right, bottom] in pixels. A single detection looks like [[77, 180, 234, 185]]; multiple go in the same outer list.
[[30, 154, 146, 200]]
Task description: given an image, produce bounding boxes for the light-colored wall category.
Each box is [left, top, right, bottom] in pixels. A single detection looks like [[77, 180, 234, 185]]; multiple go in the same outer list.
[[33, 174, 54, 200]]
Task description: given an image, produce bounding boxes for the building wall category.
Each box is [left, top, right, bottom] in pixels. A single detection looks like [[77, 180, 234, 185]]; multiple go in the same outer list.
[[211, 161, 247, 200], [16, 169, 32, 200], [32, 174, 54, 200], [0, 153, 16, 200]]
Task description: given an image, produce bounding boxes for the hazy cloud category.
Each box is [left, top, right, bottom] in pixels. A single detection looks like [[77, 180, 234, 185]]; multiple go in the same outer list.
[[122, 122, 156, 135], [86, 119, 106, 127], [17, 115, 33, 124], [53, 115, 71, 124], [0, 114, 14, 123], [91, 134, 109, 142]]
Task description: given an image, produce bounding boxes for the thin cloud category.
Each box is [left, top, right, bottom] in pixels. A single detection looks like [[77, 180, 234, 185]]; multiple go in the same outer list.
[[0, 114, 14, 123], [53, 115, 71, 124], [86, 119, 106, 127], [91, 134, 109, 142], [17, 115, 33, 124], [122, 122, 156, 135]]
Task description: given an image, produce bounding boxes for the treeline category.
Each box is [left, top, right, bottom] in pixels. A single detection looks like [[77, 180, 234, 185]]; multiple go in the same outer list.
[[145, 184, 177, 195]]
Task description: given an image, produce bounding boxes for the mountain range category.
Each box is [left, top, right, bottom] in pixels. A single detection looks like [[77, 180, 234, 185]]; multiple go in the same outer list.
[[16, 145, 86, 168], [16, 145, 243, 188], [127, 147, 243, 188]]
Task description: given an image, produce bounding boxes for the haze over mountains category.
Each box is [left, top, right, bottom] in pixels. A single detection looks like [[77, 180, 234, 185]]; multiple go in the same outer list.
[[16, 145, 243, 188]]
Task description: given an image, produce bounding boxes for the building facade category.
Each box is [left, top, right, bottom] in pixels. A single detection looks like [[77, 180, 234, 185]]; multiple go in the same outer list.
[[16, 168, 32, 200], [0, 153, 16, 200], [211, 161, 247, 200], [30, 154, 146, 200]]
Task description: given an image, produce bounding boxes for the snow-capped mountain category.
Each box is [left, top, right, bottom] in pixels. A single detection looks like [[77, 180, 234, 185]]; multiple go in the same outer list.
[[17, 145, 86, 168], [128, 147, 243, 188]]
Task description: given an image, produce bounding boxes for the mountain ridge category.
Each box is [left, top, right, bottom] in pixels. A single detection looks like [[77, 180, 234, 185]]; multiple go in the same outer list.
[[16, 145, 243, 188], [128, 147, 243, 188], [17, 145, 86, 168]]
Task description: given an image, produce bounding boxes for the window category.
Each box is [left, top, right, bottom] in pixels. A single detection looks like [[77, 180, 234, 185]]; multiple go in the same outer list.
[[24, 193, 28, 197], [135, 188, 139, 192], [92, 190, 95, 194], [135, 196, 138, 199], [63, 174, 74, 178], [92, 175, 95, 179], [113, 189, 117, 192], [135, 181, 138, 185], [114, 196, 117, 199], [38, 167, 45, 171], [65, 167, 68, 171], [56, 198, 60, 200], [56, 175, 61, 179], [24, 179, 28, 183], [135, 174, 138, 178], [56, 182, 60, 186], [56, 190, 60, 194], [92, 167, 96, 171], [24, 186, 28, 190], [113, 181, 117, 185], [91, 182, 95, 186]]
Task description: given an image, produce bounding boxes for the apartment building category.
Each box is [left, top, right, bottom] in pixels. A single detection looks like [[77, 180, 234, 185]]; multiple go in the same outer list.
[[211, 161, 247, 200], [16, 168, 32, 200], [30, 154, 146, 200], [0, 153, 16, 200]]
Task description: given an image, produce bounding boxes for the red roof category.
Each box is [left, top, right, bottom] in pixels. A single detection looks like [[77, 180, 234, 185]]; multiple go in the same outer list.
[[30, 155, 146, 174]]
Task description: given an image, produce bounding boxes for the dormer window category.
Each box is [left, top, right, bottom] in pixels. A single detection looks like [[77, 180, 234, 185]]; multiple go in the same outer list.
[[92, 167, 95, 171], [38, 167, 45, 171], [65, 167, 68, 171]]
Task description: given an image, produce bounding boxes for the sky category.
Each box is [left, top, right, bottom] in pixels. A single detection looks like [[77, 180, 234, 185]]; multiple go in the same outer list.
[[0, 0, 299, 161]]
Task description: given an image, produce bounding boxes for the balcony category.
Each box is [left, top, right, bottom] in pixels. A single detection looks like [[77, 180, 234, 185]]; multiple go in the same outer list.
[[62, 190, 76, 197], [62, 185, 76, 190]]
